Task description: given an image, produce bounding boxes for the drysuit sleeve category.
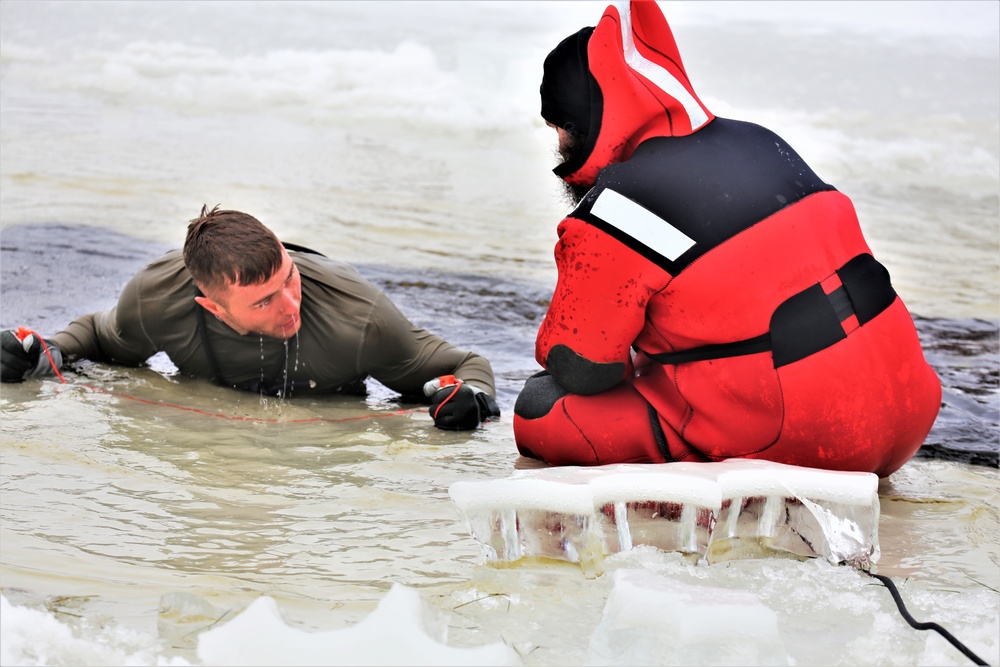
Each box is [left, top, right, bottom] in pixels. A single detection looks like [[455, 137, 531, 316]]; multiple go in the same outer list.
[[49, 264, 163, 366], [357, 292, 497, 399], [536, 217, 669, 395]]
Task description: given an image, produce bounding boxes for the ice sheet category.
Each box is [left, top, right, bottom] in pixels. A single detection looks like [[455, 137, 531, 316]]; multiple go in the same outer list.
[[587, 568, 788, 666], [449, 459, 880, 568]]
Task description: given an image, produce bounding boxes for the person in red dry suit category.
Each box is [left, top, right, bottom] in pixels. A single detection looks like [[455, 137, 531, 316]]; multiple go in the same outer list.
[[512, 0, 941, 477]]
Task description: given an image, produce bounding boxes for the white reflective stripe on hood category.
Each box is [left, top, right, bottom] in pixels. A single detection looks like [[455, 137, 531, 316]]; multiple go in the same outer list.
[[590, 188, 695, 261], [615, 0, 710, 131]]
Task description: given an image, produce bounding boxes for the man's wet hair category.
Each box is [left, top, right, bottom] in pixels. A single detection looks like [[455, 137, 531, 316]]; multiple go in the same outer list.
[[183, 204, 284, 298]]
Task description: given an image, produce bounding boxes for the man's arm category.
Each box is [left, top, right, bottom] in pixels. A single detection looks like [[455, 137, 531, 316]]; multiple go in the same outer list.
[[375, 326, 495, 397], [536, 218, 669, 395], [359, 292, 500, 429], [49, 262, 162, 366], [3, 257, 164, 382], [354, 290, 494, 396]]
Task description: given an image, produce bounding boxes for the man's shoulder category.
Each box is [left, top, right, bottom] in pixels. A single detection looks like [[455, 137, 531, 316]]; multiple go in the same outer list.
[[113, 249, 197, 333], [292, 251, 360, 278], [133, 249, 191, 291], [291, 252, 381, 297]]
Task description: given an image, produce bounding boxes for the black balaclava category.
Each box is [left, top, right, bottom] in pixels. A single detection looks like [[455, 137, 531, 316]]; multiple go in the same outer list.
[[540, 27, 596, 139]]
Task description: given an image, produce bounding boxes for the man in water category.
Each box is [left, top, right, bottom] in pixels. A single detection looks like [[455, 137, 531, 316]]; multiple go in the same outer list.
[[512, 0, 941, 476], [1, 205, 500, 431]]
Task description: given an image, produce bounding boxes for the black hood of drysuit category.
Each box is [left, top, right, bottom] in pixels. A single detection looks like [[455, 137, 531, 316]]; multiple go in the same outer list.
[[540, 0, 714, 187]]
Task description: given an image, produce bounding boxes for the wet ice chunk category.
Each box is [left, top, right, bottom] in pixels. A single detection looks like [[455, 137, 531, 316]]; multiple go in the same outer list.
[[196, 584, 518, 666], [448, 477, 596, 562], [589, 469, 720, 557], [448, 460, 879, 567], [587, 568, 788, 666], [712, 463, 880, 566]]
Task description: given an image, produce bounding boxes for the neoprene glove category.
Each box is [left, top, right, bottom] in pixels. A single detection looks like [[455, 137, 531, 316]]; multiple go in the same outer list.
[[1, 329, 63, 383], [423, 375, 501, 431]]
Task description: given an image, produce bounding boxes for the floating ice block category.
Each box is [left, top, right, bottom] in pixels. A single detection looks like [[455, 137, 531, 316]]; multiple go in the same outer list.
[[448, 459, 879, 568]]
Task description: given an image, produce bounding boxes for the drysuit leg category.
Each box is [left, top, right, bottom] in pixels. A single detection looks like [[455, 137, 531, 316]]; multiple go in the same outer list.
[[513, 371, 666, 465]]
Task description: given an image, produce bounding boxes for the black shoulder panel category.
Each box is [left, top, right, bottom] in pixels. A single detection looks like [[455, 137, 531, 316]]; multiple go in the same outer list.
[[571, 117, 836, 275]]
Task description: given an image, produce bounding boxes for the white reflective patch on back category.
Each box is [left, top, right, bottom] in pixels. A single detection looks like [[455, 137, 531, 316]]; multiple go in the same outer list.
[[615, 0, 709, 131], [590, 188, 695, 261]]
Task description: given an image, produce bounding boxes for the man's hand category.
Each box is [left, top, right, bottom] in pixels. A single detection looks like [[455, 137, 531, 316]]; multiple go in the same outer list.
[[423, 375, 501, 431], [1, 328, 63, 383]]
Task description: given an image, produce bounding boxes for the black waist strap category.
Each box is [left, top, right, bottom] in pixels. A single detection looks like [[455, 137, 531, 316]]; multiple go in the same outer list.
[[647, 334, 772, 365], [646, 253, 896, 369]]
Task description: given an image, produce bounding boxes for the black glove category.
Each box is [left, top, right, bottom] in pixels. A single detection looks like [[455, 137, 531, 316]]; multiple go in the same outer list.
[[423, 376, 501, 431], [1, 328, 62, 383]]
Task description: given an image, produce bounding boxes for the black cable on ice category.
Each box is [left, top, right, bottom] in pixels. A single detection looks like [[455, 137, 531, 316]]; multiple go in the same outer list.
[[866, 571, 991, 666]]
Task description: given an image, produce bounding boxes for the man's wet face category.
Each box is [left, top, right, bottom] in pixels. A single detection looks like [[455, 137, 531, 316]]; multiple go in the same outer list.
[[203, 249, 303, 339]]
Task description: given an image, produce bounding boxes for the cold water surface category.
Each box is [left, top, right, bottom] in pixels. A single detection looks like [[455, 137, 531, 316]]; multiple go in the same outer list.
[[1, 1, 997, 665]]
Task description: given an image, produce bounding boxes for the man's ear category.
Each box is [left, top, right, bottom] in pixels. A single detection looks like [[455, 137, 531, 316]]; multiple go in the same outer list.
[[194, 294, 224, 319]]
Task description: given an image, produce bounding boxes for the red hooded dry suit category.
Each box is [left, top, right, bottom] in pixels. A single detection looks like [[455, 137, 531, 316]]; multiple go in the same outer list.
[[512, 0, 942, 477]]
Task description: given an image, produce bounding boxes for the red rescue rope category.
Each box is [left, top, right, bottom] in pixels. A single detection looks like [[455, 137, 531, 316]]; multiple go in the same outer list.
[[17, 326, 67, 383], [431, 377, 464, 421]]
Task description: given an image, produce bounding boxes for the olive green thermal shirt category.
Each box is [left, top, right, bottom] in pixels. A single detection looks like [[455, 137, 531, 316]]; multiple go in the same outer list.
[[50, 250, 496, 397]]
